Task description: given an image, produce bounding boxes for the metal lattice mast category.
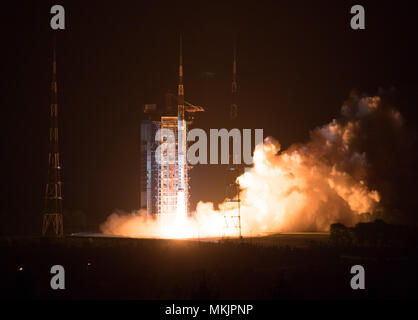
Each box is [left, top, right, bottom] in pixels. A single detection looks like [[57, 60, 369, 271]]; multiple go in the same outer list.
[[231, 42, 238, 120], [178, 35, 185, 120], [42, 37, 64, 237], [224, 40, 242, 239]]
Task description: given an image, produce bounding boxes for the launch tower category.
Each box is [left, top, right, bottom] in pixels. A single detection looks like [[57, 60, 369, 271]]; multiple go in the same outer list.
[[140, 38, 204, 218]]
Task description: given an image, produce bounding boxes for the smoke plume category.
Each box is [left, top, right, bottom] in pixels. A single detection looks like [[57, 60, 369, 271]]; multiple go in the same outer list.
[[101, 92, 413, 237]]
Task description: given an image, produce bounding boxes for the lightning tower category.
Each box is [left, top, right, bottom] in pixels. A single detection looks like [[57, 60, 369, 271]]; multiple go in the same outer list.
[[231, 42, 238, 120], [42, 38, 64, 237], [224, 41, 242, 239]]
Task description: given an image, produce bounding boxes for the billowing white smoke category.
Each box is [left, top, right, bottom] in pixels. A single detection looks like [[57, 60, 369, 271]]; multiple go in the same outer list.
[[100, 94, 405, 237], [234, 136, 379, 233]]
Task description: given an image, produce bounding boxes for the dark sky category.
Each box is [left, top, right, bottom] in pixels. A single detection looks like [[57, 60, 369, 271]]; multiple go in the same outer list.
[[1, 0, 417, 235]]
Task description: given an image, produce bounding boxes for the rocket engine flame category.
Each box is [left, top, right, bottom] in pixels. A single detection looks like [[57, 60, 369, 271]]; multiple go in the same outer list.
[[99, 93, 411, 238]]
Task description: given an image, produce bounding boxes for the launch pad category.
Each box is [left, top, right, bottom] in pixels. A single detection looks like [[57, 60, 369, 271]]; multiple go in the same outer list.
[[69, 231, 330, 247]]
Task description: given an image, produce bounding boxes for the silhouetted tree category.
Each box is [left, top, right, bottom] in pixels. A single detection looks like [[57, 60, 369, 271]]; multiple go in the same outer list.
[[330, 223, 352, 246]]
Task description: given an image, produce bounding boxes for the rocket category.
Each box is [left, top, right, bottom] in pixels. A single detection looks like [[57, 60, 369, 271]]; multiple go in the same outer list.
[[177, 36, 187, 217]]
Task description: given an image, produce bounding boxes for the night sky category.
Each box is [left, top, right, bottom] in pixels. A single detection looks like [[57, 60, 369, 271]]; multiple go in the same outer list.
[[1, 1, 417, 235]]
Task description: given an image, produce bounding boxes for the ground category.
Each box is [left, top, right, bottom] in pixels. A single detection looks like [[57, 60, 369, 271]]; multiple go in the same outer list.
[[1, 233, 417, 299]]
